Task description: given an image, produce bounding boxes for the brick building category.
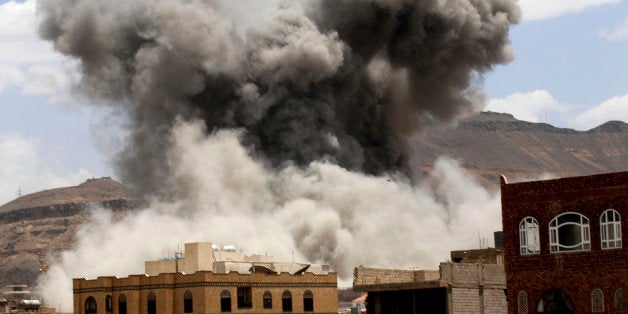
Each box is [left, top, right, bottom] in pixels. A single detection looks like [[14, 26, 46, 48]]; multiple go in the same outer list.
[[73, 242, 337, 314], [353, 248, 506, 314], [500, 172, 627, 313]]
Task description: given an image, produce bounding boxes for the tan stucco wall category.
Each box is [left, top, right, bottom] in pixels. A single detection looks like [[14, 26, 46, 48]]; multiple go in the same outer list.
[[74, 271, 338, 314]]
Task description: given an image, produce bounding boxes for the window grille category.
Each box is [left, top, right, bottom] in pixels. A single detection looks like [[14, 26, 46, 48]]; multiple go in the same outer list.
[[263, 291, 272, 309], [549, 212, 590, 252], [615, 288, 626, 313], [518, 291, 528, 314], [601, 209, 622, 249], [591, 288, 604, 312], [520, 217, 540, 255]]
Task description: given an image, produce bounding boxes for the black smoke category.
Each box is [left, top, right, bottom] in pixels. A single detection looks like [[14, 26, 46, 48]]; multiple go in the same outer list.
[[38, 0, 519, 199]]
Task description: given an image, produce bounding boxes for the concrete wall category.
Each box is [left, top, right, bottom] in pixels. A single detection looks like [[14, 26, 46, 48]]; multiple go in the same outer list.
[[353, 267, 439, 288], [440, 263, 506, 314]]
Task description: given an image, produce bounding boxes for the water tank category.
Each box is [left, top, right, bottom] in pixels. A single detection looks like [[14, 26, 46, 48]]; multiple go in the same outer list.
[[223, 244, 236, 252], [19, 300, 41, 311]]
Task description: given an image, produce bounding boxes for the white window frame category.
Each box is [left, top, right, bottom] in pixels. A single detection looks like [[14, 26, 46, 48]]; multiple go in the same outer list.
[[549, 212, 590, 253], [519, 217, 540, 255], [601, 209, 622, 250]]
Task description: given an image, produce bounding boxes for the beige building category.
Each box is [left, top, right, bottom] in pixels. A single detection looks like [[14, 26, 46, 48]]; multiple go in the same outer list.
[[353, 248, 506, 314], [73, 243, 337, 314]]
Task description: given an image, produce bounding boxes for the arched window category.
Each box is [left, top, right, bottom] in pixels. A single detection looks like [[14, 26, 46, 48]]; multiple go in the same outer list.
[[601, 209, 622, 249], [536, 288, 574, 313], [105, 295, 112, 313], [592, 288, 604, 312], [520, 217, 540, 255], [85, 296, 97, 314], [518, 291, 528, 314], [147, 292, 156, 314], [282, 291, 292, 312], [221, 290, 231, 312], [263, 291, 272, 309], [118, 295, 127, 314], [184, 291, 193, 313], [303, 290, 313, 312], [549, 212, 590, 252], [615, 288, 626, 313]]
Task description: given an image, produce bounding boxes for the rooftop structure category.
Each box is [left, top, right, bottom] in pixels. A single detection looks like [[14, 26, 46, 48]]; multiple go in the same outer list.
[[144, 242, 330, 276]]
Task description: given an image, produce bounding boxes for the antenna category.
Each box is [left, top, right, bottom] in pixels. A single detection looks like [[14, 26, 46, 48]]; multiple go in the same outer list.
[[18, 187, 22, 198]]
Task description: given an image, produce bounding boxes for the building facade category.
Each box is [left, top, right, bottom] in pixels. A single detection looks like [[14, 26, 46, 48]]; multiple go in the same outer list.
[[501, 172, 627, 313], [73, 243, 337, 314], [353, 248, 507, 314]]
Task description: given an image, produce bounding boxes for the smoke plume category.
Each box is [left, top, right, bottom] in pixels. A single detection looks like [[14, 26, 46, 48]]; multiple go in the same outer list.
[[36, 0, 519, 311], [38, 0, 519, 198]]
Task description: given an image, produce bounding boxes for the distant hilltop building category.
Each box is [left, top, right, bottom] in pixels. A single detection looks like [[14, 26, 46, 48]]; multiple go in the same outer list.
[[1, 285, 46, 313], [73, 242, 337, 314], [501, 171, 627, 313]]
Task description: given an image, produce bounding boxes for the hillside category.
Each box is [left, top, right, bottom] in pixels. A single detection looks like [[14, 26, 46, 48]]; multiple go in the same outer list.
[[409, 112, 627, 186], [0, 177, 131, 213], [0, 177, 137, 287]]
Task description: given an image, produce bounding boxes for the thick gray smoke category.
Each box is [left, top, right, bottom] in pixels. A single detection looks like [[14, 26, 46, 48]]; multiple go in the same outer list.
[[38, 0, 519, 199]]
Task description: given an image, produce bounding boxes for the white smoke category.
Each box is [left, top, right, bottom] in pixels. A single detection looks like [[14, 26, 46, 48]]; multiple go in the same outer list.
[[38, 120, 501, 312]]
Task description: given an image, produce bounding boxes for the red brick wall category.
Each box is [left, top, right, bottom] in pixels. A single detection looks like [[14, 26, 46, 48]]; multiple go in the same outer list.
[[500, 172, 628, 313]]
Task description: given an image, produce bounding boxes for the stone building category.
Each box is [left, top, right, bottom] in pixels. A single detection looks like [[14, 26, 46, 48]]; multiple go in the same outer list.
[[352, 248, 506, 314], [73, 242, 337, 314], [500, 171, 627, 313]]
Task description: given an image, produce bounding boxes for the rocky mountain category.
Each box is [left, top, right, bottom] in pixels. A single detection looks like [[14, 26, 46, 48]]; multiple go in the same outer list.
[[0, 112, 625, 288], [409, 112, 627, 187], [0, 177, 138, 287]]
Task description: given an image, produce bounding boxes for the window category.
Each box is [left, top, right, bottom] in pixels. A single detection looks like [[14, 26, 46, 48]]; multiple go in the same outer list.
[[518, 291, 528, 314], [536, 288, 574, 313], [303, 290, 313, 312], [263, 291, 272, 309], [85, 296, 97, 314], [105, 295, 112, 313], [549, 212, 590, 252], [184, 291, 193, 313], [601, 209, 622, 249], [118, 295, 127, 314], [615, 288, 626, 313], [237, 287, 252, 309], [221, 290, 232, 312], [520, 217, 540, 255], [592, 288, 604, 312], [282, 290, 292, 312], [147, 292, 156, 314]]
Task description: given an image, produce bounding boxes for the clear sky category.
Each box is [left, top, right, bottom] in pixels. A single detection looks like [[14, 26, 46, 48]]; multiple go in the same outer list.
[[0, 0, 627, 204]]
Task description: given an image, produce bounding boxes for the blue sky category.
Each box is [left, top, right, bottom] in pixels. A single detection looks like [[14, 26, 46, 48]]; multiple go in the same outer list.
[[0, 0, 627, 204]]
